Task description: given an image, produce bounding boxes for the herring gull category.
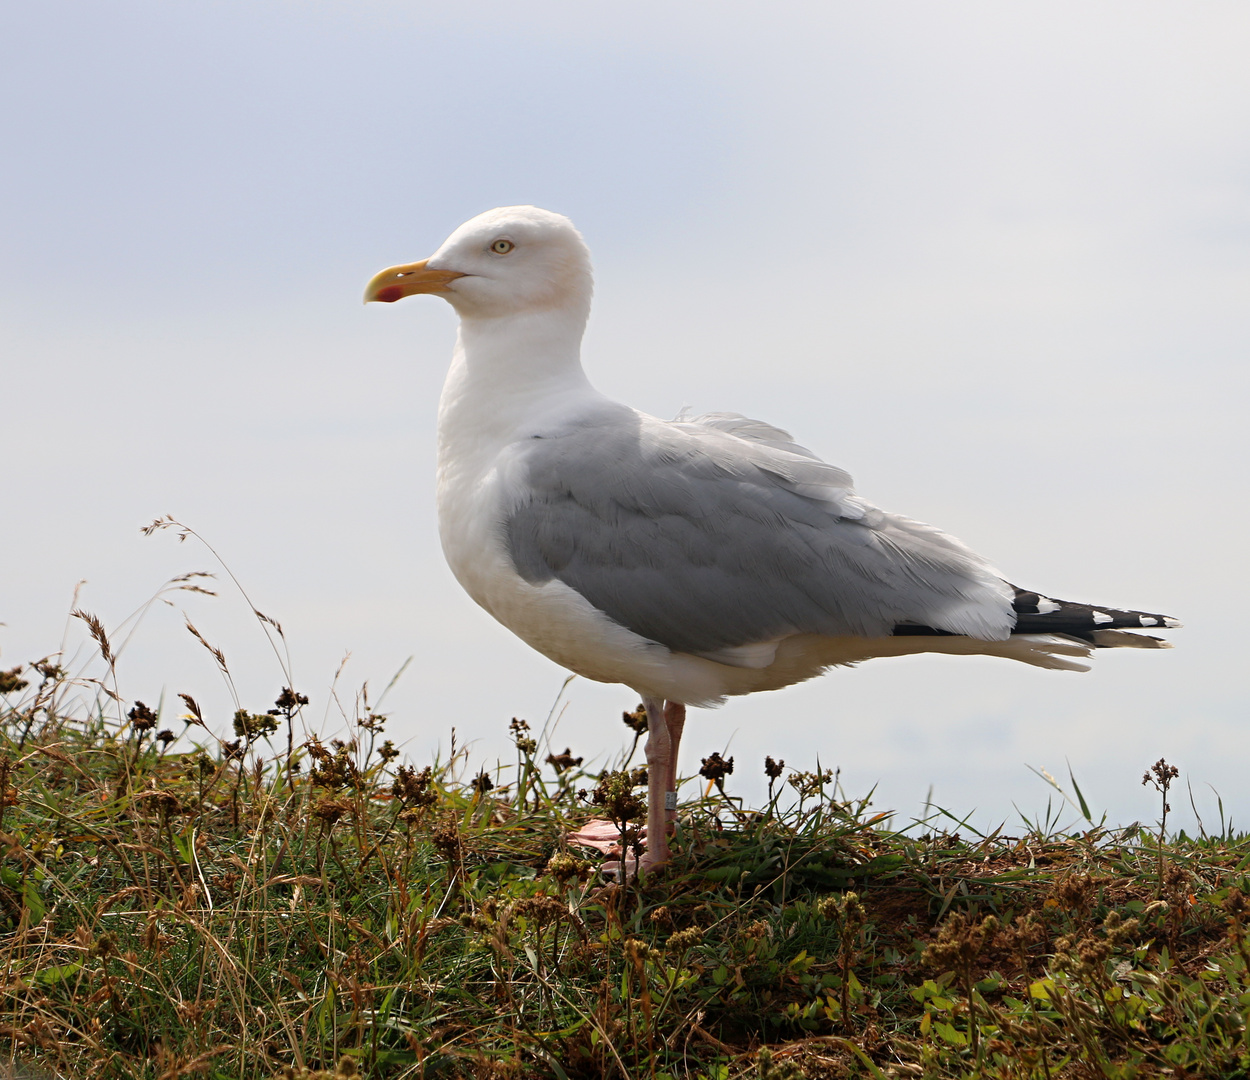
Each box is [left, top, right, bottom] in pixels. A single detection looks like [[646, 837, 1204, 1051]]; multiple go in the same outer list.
[[364, 205, 1180, 872]]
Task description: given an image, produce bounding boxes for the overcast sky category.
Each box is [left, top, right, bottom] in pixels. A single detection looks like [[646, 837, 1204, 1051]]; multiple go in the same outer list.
[[3, 1, 1248, 834]]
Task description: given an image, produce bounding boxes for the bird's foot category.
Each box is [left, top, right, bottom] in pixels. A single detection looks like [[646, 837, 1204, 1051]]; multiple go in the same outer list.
[[568, 817, 676, 877], [639, 850, 671, 875], [566, 818, 641, 856]]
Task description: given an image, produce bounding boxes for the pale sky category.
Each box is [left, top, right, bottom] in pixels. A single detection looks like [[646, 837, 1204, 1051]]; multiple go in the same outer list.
[[3, 2, 1248, 834]]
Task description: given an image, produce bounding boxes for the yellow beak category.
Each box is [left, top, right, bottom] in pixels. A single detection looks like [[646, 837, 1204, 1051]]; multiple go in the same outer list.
[[363, 259, 465, 304]]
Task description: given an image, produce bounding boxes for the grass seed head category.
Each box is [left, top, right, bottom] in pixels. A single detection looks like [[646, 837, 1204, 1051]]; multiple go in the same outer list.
[[177, 692, 205, 726], [72, 609, 113, 665]]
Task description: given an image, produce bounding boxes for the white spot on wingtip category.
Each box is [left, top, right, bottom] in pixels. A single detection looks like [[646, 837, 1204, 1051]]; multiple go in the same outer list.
[[1139, 616, 1157, 626], [1163, 617, 1183, 628], [1036, 597, 1061, 614], [1092, 611, 1114, 624]]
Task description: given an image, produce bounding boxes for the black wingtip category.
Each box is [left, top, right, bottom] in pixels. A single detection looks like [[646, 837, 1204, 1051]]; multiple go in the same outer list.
[[1009, 585, 1180, 636]]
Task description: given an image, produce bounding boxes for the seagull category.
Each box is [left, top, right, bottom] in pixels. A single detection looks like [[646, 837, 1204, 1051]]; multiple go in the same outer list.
[[365, 205, 1180, 872]]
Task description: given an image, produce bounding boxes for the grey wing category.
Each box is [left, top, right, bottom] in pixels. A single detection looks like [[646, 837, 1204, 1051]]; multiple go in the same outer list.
[[504, 408, 1015, 659]]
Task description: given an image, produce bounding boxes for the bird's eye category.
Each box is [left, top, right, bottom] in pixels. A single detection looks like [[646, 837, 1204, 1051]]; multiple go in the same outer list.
[[491, 239, 515, 254]]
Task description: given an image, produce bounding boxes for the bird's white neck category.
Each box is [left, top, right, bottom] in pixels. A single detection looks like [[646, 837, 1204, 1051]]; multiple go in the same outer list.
[[437, 307, 602, 467]]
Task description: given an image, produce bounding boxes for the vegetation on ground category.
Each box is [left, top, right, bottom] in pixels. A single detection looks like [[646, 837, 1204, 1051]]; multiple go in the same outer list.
[[0, 563, 1246, 1078]]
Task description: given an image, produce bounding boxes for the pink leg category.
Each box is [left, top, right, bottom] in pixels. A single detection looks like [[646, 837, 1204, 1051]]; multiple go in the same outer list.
[[566, 698, 688, 876], [663, 701, 686, 829], [640, 697, 672, 871]]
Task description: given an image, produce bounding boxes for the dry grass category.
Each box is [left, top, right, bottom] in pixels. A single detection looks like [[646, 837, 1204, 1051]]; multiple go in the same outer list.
[[1, 553, 1247, 1077]]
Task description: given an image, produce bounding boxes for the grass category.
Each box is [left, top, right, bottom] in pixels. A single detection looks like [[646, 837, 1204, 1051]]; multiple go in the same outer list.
[[0, 562, 1248, 1076]]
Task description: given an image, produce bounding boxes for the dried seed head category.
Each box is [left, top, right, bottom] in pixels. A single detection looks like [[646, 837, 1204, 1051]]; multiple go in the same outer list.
[[665, 926, 703, 952], [545, 852, 590, 884], [622, 704, 648, 734], [233, 709, 279, 741], [590, 770, 645, 824], [1053, 873, 1096, 914], [509, 717, 537, 755], [755, 1047, 804, 1080], [431, 817, 462, 864], [34, 659, 65, 682], [273, 687, 309, 715], [787, 767, 835, 799], [392, 765, 437, 810], [546, 748, 584, 773], [128, 701, 158, 732], [1143, 757, 1180, 793], [923, 912, 999, 977], [304, 736, 361, 790], [623, 937, 654, 963], [0, 667, 29, 695], [312, 797, 351, 826], [699, 752, 734, 784]]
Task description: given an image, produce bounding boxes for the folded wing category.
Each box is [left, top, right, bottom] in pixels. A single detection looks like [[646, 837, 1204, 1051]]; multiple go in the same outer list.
[[504, 407, 1017, 658]]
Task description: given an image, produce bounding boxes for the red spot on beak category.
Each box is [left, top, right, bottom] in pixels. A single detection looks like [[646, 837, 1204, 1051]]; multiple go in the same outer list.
[[376, 285, 404, 303]]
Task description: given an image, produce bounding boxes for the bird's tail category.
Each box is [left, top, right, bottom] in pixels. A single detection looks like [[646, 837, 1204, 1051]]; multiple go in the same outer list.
[[886, 586, 1180, 668]]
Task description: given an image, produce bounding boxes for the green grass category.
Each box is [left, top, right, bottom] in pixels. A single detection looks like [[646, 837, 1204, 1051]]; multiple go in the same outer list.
[[1, 601, 1249, 1077]]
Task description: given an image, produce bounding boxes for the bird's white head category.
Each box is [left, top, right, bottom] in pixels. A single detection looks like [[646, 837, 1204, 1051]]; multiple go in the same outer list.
[[364, 206, 593, 323]]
